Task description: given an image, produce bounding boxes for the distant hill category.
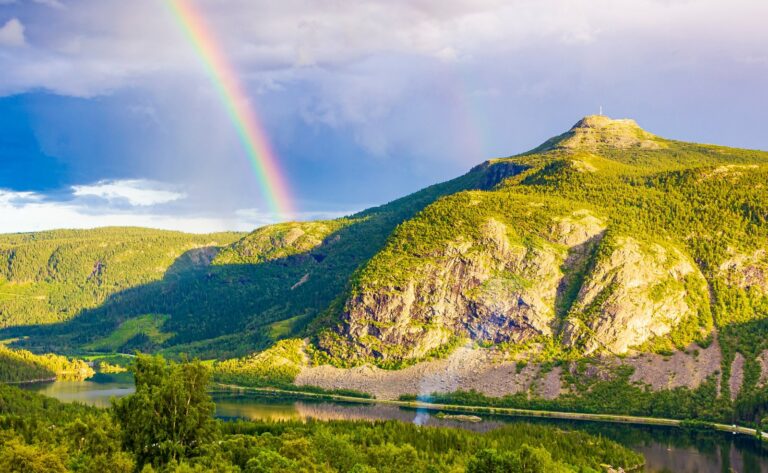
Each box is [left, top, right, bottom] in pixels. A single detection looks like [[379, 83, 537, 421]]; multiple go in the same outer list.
[[0, 227, 241, 327]]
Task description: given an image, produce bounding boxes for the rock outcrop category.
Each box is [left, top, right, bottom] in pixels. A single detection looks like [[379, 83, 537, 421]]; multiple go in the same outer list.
[[719, 248, 768, 294], [325, 218, 711, 362], [556, 115, 663, 150], [325, 210, 606, 362], [562, 236, 709, 355]]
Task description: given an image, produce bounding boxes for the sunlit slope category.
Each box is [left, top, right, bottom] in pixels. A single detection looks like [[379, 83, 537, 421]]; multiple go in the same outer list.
[[317, 116, 768, 365]]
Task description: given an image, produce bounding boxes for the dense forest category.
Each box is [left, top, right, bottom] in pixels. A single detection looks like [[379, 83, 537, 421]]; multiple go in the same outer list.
[[0, 345, 93, 383], [0, 356, 642, 472], [0, 227, 240, 330]]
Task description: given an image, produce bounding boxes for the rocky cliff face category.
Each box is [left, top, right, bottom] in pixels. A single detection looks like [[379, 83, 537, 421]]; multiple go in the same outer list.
[[719, 248, 768, 294], [327, 214, 710, 363], [324, 209, 610, 362], [561, 236, 709, 355]]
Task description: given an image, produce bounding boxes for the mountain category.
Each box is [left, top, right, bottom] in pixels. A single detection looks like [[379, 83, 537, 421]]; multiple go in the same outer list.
[[4, 117, 768, 404], [314, 115, 768, 366]]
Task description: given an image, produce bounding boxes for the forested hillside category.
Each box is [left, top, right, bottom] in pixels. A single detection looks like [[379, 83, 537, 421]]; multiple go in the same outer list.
[[0, 228, 241, 327], [319, 116, 768, 367], [0, 345, 93, 383], [3, 160, 523, 358]]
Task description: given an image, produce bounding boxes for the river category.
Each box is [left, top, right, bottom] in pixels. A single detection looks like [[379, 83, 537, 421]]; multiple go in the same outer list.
[[22, 374, 768, 473]]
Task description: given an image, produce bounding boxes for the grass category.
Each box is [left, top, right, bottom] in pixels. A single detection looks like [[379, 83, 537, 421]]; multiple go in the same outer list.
[[84, 314, 173, 352], [268, 315, 304, 340]]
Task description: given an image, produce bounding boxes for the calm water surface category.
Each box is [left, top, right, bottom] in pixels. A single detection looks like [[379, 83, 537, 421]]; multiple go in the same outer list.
[[24, 372, 135, 408], [23, 377, 768, 473]]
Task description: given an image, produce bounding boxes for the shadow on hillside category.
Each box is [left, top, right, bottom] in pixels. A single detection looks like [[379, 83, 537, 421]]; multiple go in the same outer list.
[[0, 159, 526, 359], [0, 223, 366, 359]]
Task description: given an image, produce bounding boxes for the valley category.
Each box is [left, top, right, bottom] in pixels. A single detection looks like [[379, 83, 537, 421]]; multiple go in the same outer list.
[[1, 115, 768, 471]]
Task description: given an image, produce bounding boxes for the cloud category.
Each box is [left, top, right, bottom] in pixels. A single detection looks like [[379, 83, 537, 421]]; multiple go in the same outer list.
[[0, 188, 225, 233], [71, 179, 186, 206], [0, 189, 262, 233], [0, 18, 25, 47], [32, 0, 65, 8], [2, 0, 765, 97], [0, 183, 354, 234], [0, 189, 39, 205]]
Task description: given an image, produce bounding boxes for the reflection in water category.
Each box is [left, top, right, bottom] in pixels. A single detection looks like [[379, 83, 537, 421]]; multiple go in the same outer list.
[[214, 393, 768, 473], [638, 439, 768, 473], [533, 419, 768, 473], [638, 443, 723, 473], [215, 394, 506, 432], [21, 380, 768, 473], [21, 373, 135, 408]]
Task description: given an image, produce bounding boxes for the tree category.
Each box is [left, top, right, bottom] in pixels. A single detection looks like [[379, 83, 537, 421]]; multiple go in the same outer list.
[[467, 446, 573, 473], [112, 354, 218, 467], [0, 439, 68, 473]]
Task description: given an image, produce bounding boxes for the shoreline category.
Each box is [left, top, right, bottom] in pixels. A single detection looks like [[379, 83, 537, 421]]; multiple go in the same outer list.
[[4, 376, 57, 385], [213, 383, 768, 440], [19, 376, 766, 441]]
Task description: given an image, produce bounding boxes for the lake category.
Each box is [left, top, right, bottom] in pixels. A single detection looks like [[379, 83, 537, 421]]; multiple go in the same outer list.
[[22, 375, 768, 473]]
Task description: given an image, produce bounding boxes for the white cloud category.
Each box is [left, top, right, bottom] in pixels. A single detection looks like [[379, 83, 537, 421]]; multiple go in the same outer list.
[[32, 0, 65, 8], [0, 190, 232, 233], [0, 18, 26, 47], [0, 189, 39, 205], [71, 179, 185, 206], [0, 186, 353, 234]]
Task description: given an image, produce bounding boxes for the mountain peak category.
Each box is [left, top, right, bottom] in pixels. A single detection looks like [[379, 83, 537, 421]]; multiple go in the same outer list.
[[541, 115, 663, 151], [572, 114, 640, 130]]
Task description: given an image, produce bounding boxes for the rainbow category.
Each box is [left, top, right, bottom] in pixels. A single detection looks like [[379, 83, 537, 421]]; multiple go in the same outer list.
[[165, 0, 294, 218]]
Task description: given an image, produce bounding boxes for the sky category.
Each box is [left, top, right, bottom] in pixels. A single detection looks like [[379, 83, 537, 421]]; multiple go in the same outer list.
[[0, 0, 767, 233]]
